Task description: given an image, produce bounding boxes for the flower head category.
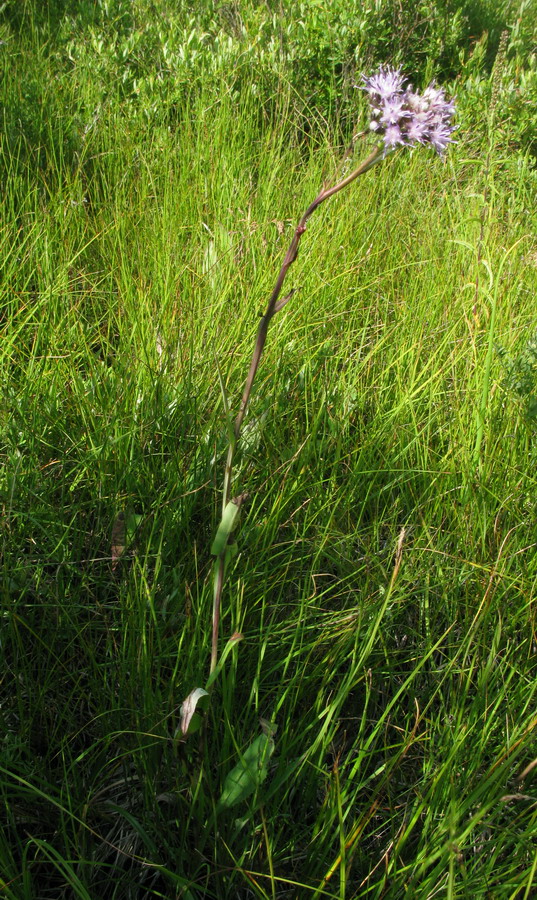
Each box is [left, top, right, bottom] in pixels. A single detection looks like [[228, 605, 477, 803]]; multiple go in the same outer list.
[[384, 124, 406, 149], [361, 67, 405, 101], [360, 67, 456, 157]]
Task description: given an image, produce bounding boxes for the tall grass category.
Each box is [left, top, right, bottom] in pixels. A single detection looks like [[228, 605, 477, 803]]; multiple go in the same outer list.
[[1, 5, 537, 899]]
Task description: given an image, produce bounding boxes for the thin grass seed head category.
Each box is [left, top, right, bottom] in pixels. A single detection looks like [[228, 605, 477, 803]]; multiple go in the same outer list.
[[361, 66, 456, 156]]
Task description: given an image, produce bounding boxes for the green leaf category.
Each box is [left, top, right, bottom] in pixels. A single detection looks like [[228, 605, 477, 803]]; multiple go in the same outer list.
[[125, 511, 143, 543], [217, 726, 276, 812], [211, 500, 241, 556], [205, 632, 243, 690]]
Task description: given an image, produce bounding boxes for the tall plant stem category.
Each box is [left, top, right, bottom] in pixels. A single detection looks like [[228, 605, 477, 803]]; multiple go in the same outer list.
[[210, 144, 383, 675]]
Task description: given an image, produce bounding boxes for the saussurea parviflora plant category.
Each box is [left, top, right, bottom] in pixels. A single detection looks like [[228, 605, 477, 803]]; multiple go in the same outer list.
[[179, 67, 456, 742]]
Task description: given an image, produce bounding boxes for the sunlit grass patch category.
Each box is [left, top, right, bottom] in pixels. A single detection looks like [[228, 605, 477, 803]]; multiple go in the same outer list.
[[1, 4, 537, 898]]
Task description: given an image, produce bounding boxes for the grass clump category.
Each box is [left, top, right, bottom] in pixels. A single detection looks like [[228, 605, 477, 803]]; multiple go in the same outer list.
[[1, 2, 537, 898]]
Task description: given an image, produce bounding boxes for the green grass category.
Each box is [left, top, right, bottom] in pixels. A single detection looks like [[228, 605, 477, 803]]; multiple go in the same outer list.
[[2, 3, 537, 898]]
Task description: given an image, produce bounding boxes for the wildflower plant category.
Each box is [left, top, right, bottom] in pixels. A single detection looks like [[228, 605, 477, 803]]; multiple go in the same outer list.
[[180, 68, 456, 756]]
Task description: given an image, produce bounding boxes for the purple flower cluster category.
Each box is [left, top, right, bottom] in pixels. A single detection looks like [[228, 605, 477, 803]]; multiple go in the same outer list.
[[361, 67, 456, 156]]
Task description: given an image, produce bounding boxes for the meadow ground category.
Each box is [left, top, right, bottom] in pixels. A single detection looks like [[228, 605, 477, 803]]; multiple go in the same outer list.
[[1, 2, 537, 897]]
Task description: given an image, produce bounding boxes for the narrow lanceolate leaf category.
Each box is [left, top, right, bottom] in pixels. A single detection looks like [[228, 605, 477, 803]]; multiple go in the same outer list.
[[217, 726, 276, 811], [205, 632, 244, 691], [210, 499, 241, 556], [179, 688, 209, 737]]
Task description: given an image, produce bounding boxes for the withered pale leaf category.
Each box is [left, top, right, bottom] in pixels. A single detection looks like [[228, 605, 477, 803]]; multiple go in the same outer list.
[[179, 687, 209, 737], [111, 511, 126, 570]]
